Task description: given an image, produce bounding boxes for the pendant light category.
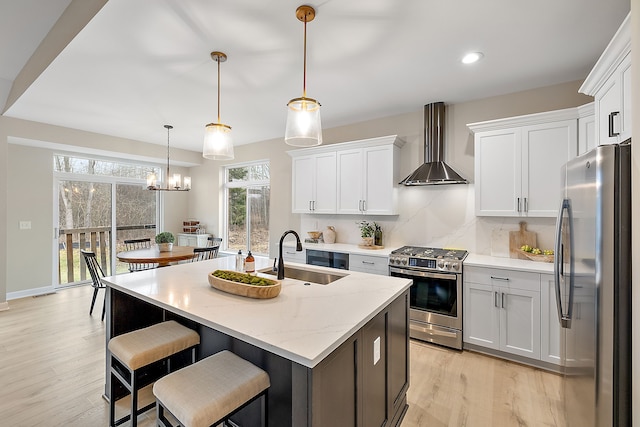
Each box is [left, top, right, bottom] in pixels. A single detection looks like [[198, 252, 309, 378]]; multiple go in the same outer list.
[[285, 5, 322, 147], [203, 51, 234, 160], [147, 125, 191, 191]]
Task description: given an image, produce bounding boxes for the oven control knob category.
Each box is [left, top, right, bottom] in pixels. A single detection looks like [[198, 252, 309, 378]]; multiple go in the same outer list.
[[437, 259, 445, 269], [451, 262, 460, 271], [401, 258, 407, 265], [443, 261, 450, 270]]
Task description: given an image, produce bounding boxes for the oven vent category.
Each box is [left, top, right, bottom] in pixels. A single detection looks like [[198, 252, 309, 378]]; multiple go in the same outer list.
[[399, 102, 468, 185]]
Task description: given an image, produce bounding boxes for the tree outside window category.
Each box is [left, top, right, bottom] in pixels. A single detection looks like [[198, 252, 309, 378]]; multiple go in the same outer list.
[[225, 162, 270, 255]]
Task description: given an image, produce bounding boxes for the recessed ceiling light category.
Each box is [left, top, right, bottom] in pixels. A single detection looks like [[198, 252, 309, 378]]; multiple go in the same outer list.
[[462, 52, 484, 64]]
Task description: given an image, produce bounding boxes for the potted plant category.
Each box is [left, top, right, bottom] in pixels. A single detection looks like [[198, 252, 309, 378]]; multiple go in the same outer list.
[[356, 220, 376, 246], [155, 232, 175, 252]]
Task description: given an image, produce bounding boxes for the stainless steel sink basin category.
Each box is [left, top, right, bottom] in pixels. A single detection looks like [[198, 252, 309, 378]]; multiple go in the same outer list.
[[259, 266, 347, 285]]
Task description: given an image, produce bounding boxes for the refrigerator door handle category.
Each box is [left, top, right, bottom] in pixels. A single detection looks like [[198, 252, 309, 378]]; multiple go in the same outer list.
[[554, 198, 574, 329]]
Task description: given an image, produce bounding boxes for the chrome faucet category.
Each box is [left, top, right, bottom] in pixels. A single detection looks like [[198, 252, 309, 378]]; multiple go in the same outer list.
[[277, 230, 303, 280]]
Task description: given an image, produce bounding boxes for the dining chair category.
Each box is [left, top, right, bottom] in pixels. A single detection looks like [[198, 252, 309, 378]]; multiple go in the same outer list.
[[207, 236, 223, 248], [123, 238, 157, 272], [80, 249, 106, 321], [192, 246, 219, 262]]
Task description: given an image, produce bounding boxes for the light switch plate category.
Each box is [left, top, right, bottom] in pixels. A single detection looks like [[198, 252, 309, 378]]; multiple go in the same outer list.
[[19, 221, 31, 230], [373, 336, 381, 365]]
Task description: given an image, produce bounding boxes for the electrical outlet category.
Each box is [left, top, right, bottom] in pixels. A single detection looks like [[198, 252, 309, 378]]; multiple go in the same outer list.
[[373, 336, 381, 365], [19, 221, 31, 230]]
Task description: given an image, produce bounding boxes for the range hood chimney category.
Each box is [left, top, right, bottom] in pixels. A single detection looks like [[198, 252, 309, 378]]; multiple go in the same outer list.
[[399, 102, 468, 185]]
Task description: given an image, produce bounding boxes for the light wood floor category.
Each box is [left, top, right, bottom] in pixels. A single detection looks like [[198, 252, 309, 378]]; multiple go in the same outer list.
[[0, 285, 565, 426]]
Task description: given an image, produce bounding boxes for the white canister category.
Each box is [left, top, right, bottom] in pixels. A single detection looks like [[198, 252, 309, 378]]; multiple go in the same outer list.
[[324, 226, 336, 244]]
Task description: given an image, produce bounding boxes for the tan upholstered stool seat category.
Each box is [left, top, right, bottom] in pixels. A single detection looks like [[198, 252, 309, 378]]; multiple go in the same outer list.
[[153, 350, 270, 427], [108, 320, 200, 370]]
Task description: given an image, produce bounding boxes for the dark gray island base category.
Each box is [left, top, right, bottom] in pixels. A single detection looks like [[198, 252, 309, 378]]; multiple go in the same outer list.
[[105, 285, 409, 427]]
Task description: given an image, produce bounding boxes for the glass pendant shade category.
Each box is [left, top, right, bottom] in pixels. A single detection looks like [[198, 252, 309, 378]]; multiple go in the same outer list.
[[203, 122, 234, 160], [285, 97, 322, 147]]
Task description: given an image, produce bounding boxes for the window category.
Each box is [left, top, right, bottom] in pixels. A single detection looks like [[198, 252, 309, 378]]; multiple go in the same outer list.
[[224, 161, 270, 255]]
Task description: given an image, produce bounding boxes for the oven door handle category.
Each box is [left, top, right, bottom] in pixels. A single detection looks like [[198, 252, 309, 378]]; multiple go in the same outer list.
[[389, 266, 456, 280]]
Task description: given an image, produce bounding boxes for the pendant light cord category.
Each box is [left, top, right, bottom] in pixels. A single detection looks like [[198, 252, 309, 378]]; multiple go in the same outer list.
[[165, 125, 172, 187], [217, 56, 221, 124], [302, 17, 307, 98]]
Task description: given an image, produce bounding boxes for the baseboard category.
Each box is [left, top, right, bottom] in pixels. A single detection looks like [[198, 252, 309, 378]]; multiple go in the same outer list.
[[0, 301, 9, 311], [7, 286, 57, 301]]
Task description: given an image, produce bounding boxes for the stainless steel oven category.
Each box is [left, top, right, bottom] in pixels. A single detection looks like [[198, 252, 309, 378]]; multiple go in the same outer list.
[[389, 246, 467, 350]]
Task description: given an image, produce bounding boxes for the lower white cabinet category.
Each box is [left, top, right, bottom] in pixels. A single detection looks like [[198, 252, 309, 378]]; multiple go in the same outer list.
[[177, 233, 211, 248], [540, 273, 561, 364], [282, 248, 306, 264], [349, 254, 388, 276], [464, 266, 541, 360]]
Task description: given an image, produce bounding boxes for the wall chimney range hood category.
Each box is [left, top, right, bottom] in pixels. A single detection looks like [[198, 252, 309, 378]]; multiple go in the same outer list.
[[400, 102, 468, 185]]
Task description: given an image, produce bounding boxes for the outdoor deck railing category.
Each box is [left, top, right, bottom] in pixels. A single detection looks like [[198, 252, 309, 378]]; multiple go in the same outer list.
[[59, 224, 156, 284]]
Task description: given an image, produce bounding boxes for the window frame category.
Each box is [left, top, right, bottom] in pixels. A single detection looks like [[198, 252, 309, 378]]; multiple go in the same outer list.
[[223, 159, 270, 255]]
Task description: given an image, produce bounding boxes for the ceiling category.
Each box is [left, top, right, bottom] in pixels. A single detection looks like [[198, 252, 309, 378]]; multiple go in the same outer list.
[[0, 0, 630, 153]]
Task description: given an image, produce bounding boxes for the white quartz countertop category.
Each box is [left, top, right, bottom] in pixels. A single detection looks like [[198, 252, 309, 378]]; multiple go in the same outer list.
[[102, 256, 411, 368], [464, 253, 554, 274], [287, 241, 393, 257]]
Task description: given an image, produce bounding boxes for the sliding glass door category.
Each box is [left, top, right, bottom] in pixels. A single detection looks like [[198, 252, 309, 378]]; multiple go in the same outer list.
[[54, 155, 159, 287], [57, 179, 113, 285]]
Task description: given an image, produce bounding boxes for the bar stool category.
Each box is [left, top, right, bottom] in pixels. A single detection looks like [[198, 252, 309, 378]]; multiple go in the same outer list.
[[108, 320, 200, 427], [153, 350, 270, 427]]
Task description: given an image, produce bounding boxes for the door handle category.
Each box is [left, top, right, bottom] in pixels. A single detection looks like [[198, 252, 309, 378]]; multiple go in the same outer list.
[[501, 292, 505, 309], [362, 200, 366, 212], [517, 197, 521, 212], [491, 276, 509, 282], [609, 111, 620, 137], [362, 261, 375, 265], [494, 291, 499, 308], [524, 197, 528, 212], [554, 198, 574, 328]]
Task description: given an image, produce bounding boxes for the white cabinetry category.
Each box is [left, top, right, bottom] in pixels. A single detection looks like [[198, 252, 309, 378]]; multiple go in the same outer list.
[[540, 273, 561, 364], [291, 152, 336, 213], [176, 233, 211, 248], [349, 254, 388, 276], [577, 103, 596, 155], [282, 248, 306, 263], [580, 13, 631, 145], [288, 135, 403, 216], [469, 109, 578, 217], [337, 144, 398, 215], [464, 266, 541, 360]]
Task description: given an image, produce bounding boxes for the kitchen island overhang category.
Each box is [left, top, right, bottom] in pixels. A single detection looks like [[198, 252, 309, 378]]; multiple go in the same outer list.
[[102, 256, 412, 426]]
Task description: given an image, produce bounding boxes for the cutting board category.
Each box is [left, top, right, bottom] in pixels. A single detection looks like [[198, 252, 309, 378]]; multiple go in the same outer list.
[[509, 221, 537, 259]]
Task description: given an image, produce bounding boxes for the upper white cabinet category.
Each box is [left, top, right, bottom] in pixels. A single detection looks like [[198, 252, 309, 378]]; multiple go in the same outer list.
[[337, 144, 398, 215], [579, 13, 631, 145], [288, 135, 404, 216], [291, 152, 336, 213], [577, 103, 596, 155], [469, 108, 579, 217]]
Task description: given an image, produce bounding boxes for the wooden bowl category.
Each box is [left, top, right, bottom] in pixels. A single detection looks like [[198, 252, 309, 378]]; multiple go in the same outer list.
[[518, 250, 554, 263], [208, 271, 281, 299], [307, 231, 322, 239]]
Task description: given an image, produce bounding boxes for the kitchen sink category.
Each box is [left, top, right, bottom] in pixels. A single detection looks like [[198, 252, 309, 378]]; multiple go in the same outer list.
[[259, 266, 347, 285]]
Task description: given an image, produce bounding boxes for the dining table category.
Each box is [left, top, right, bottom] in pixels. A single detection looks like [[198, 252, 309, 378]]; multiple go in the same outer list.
[[116, 245, 196, 267]]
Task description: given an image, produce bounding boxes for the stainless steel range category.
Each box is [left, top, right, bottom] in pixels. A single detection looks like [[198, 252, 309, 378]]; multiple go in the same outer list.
[[388, 246, 468, 350]]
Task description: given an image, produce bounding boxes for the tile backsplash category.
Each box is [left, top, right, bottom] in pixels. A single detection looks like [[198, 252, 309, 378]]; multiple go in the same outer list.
[[298, 184, 556, 256]]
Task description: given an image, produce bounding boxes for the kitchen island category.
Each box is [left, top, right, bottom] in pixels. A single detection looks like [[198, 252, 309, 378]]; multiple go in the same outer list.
[[102, 255, 412, 426]]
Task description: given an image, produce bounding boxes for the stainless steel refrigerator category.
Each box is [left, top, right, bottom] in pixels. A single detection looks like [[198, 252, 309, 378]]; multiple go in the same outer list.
[[554, 140, 631, 427]]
